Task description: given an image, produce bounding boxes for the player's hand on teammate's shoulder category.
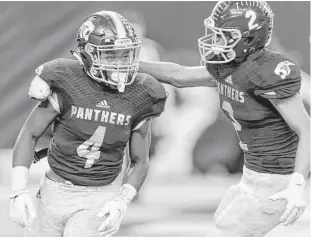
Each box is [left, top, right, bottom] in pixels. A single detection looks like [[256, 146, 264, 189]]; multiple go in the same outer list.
[[269, 173, 307, 226]]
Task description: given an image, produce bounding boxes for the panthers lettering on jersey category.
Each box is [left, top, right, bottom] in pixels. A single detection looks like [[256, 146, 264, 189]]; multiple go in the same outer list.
[[34, 58, 167, 186], [206, 49, 301, 174]]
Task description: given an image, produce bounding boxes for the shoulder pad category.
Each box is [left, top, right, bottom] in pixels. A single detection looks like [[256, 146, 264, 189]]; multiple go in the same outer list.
[[132, 98, 166, 130], [35, 58, 80, 89], [136, 73, 168, 100], [252, 52, 301, 99], [131, 73, 167, 129], [258, 52, 300, 82], [35, 59, 61, 87]]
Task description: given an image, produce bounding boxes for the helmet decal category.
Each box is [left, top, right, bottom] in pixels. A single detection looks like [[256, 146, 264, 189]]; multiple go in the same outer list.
[[198, 1, 275, 64], [104, 11, 127, 38], [274, 61, 295, 80], [78, 21, 95, 41], [210, 1, 231, 21], [119, 15, 136, 38]]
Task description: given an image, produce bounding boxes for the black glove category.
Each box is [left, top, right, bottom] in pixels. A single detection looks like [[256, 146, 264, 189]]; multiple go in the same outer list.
[[33, 148, 49, 164]]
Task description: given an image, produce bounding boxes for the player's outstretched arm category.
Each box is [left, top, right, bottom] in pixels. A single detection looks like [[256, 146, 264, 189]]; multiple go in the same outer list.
[[269, 94, 310, 226], [139, 60, 216, 88], [97, 119, 152, 236], [10, 100, 58, 227]]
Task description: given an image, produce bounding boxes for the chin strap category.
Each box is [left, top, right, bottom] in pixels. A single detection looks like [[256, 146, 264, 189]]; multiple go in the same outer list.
[[70, 50, 84, 66]]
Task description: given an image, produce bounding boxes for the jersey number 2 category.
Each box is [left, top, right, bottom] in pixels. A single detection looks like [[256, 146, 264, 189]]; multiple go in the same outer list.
[[222, 101, 248, 151], [77, 126, 106, 168]]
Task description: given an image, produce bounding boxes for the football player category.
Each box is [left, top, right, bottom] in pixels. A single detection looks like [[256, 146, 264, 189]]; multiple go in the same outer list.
[[10, 10, 167, 237], [139, 1, 310, 236]]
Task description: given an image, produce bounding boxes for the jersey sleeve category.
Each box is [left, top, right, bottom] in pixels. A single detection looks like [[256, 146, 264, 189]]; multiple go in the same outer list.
[[33, 59, 67, 113], [253, 55, 301, 99], [132, 74, 167, 129], [35, 59, 67, 90]]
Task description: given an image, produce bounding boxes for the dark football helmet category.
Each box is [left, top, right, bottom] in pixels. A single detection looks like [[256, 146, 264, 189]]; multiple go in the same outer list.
[[74, 10, 142, 92], [198, 1, 274, 64]]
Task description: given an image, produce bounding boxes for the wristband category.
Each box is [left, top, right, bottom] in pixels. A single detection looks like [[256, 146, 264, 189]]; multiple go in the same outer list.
[[11, 166, 29, 192], [116, 184, 137, 204]]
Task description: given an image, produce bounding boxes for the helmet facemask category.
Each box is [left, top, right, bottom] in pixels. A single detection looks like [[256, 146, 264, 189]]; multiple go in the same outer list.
[[74, 11, 143, 92], [84, 38, 141, 92], [198, 17, 242, 64]]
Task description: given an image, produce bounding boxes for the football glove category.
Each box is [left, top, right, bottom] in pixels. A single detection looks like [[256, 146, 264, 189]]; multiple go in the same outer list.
[[97, 184, 137, 236], [269, 172, 307, 226], [10, 189, 36, 227], [10, 166, 36, 227]]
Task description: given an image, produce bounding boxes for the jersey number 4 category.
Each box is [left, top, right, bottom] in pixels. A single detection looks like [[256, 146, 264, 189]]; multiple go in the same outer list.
[[77, 126, 106, 168], [222, 101, 248, 151]]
